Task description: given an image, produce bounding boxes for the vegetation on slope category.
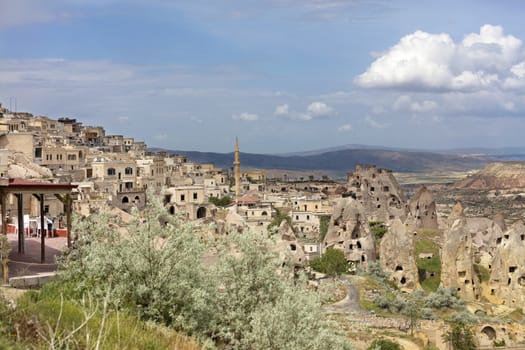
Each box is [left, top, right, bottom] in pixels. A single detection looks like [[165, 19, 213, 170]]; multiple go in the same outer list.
[[414, 229, 442, 292], [54, 196, 351, 350]]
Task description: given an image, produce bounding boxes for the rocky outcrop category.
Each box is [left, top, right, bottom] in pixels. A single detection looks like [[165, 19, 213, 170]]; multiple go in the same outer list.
[[440, 202, 481, 301], [345, 164, 407, 222], [454, 162, 525, 190], [379, 218, 420, 290], [323, 197, 375, 265], [488, 221, 525, 311], [8, 152, 53, 179], [275, 221, 306, 266], [407, 186, 438, 230]]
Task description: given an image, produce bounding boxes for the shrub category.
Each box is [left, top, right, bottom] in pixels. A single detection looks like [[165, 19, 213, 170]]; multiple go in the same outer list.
[[309, 248, 348, 276], [208, 196, 232, 207], [424, 287, 464, 309], [368, 339, 401, 350], [59, 195, 352, 350]]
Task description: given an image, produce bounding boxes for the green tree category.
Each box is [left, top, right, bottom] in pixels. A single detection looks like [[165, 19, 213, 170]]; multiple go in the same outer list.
[[268, 207, 293, 232], [208, 195, 232, 207], [368, 339, 401, 350], [319, 215, 330, 241], [310, 248, 348, 276], [442, 322, 477, 350], [61, 195, 215, 334]]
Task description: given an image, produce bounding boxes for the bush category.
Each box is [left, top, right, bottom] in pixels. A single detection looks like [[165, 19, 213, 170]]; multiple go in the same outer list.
[[424, 287, 464, 309], [442, 322, 476, 350], [310, 248, 348, 276], [368, 339, 401, 350], [59, 196, 352, 350], [208, 195, 232, 207], [369, 221, 387, 240]]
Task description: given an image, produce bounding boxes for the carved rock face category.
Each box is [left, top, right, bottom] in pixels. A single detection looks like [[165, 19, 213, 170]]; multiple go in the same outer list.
[[489, 221, 525, 310], [441, 210, 481, 301], [379, 218, 420, 290], [323, 197, 375, 265], [275, 221, 306, 267], [346, 165, 407, 222], [407, 186, 438, 230]]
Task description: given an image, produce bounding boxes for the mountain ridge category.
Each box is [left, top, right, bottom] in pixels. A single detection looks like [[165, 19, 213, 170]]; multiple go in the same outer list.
[[150, 146, 496, 174]]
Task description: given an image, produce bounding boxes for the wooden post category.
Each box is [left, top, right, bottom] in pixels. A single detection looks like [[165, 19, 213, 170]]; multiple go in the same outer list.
[[66, 194, 72, 248], [16, 193, 24, 254], [39, 194, 45, 263], [1, 191, 8, 284], [1, 191, 6, 236]]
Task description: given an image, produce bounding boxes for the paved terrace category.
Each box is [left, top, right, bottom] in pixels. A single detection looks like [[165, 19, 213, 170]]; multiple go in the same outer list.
[[6, 234, 66, 279]]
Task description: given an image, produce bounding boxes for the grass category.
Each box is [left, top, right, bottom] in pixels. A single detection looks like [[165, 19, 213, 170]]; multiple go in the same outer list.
[[4, 282, 202, 350], [506, 308, 525, 323], [414, 233, 442, 292], [473, 264, 490, 283]]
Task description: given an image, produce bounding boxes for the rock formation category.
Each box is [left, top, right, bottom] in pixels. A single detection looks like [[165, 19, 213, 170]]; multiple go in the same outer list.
[[440, 202, 481, 301], [346, 164, 407, 222], [488, 221, 525, 310], [379, 218, 420, 290], [323, 197, 375, 266], [407, 186, 438, 230], [8, 152, 53, 179], [454, 162, 525, 190], [274, 221, 306, 266]]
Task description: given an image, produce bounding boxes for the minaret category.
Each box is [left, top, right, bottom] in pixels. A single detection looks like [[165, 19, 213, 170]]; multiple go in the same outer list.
[[234, 137, 241, 198]]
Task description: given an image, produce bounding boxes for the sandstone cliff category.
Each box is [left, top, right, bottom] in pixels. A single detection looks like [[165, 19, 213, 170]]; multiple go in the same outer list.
[[323, 197, 375, 265], [454, 162, 525, 189], [379, 218, 420, 291]]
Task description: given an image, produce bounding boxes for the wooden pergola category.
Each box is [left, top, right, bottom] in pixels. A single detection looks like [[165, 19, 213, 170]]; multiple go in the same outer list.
[[0, 178, 77, 268]]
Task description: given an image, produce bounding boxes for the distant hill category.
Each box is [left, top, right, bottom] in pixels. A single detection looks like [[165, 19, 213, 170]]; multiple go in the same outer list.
[[151, 147, 493, 175], [454, 161, 525, 189]]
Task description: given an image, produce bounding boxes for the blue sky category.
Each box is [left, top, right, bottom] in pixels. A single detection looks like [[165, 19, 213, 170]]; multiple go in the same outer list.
[[1, 0, 525, 153]]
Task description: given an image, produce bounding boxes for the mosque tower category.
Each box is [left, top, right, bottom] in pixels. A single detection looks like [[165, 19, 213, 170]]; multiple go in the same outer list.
[[234, 137, 241, 198]]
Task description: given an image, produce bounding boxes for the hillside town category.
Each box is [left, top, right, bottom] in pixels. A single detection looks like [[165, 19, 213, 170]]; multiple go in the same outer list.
[[4, 102, 525, 349]]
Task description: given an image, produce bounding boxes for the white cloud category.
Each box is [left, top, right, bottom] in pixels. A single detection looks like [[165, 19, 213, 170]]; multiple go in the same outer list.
[[275, 101, 336, 121], [392, 95, 438, 113], [355, 24, 525, 92], [364, 115, 388, 129], [306, 101, 334, 117], [337, 123, 352, 132], [233, 112, 259, 121], [274, 104, 289, 115]]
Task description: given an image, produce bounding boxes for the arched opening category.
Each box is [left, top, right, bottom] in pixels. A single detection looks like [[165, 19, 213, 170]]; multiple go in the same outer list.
[[134, 196, 140, 204], [290, 244, 296, 251], [122, 196, 129, 204], [197, 206, 206, 219], [481, 326, 496, 340], [262, 211, 268, 216], [169, 206, 175, 215], [400, 277, 406, 284], [395, 265, 403, 271]]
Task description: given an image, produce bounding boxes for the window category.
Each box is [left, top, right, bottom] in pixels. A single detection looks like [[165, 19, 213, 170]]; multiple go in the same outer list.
[[180, 194, 185, 201], [125, 167, 133, 175], [125, 182, 133, 190], [67, 154, 76, 161], [107, 168, 116, 176], [193, 192, 198, 200]]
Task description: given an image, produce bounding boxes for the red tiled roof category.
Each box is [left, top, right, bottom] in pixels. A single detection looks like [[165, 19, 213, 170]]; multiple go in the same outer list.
[[236, 195, 260, 204], [5, 178, 77, 190]]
